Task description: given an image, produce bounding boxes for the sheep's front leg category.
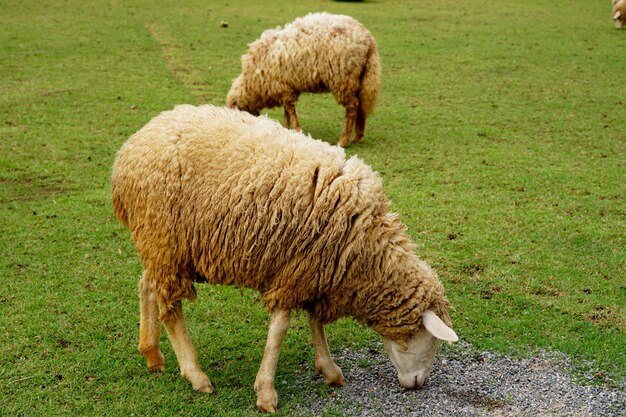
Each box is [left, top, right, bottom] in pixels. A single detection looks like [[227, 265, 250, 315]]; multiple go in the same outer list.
[[338, 97, 358, 147], [308, 313, 345, 386], [283, 98, 302, 132], [254, 308, 291, 413], [163, 300, 214, 393], [138, 272, 165, 371]]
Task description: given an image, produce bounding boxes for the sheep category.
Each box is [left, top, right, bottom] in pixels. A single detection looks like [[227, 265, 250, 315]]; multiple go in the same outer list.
[[614, 0, 626, 28], [226, 12, 381, 147], [111, 105, 457, 413]]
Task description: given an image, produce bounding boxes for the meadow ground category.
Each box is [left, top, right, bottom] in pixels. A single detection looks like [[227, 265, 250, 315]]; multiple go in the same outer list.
[[0, 0, 624, 415]]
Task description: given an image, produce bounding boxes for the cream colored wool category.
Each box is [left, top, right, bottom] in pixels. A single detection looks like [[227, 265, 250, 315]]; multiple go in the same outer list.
[[226, 12, 381, 147], [111, 105, 450, 343]]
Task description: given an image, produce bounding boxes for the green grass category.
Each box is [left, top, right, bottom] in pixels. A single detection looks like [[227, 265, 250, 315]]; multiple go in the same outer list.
[[1, 0, 624, 415]]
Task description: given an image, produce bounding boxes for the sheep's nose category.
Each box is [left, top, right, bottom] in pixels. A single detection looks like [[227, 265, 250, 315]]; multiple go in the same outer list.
[[399, 373, 429, 389], [415, 375, 428, 389]]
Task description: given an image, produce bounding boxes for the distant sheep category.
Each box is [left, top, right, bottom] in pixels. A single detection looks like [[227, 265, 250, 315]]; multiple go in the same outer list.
[[614, 0, 626, 28], [226, 12, 381, 147], [111, 105, 457, 413]]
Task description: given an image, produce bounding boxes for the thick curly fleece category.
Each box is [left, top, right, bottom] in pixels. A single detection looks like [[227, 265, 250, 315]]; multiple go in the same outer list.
[[111, 105, 450, 343], [226, 12, 381, 146]]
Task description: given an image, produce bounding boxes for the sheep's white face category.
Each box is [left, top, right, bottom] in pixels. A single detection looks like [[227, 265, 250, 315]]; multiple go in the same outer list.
[[382, 310, 458, 389]]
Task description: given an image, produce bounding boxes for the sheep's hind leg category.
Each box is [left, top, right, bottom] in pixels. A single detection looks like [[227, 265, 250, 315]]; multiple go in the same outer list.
[[138, 271, 165, 371], [254, 308, 291, 413], [283, 107, 291, 129], [308, 313, 345, 386], [283, 98, 302, 132], [353, 103, 367, 144], [338, 97, 358, 147], [163, 300, 214, 393]]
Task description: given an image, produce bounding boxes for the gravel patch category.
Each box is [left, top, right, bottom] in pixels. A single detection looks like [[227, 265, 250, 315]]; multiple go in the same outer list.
[[289, 341, 625, 417]]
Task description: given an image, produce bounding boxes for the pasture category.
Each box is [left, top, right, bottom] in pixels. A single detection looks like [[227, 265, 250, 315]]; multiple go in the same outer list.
[[1, 0, 624, 415]]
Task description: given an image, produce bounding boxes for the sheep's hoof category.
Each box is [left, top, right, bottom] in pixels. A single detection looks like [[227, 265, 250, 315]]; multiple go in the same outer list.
[[256, 388, 278, 413], [326, 370, 345, 387], [180, 368, 215, 394], [188, 372, 215, 394], [193, 381, 214, 394], [144, 348, 165, 372], [317, 363, 345, 387]]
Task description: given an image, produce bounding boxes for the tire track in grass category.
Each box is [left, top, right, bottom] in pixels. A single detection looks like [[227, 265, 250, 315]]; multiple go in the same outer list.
[[144, 22, 210, 102]]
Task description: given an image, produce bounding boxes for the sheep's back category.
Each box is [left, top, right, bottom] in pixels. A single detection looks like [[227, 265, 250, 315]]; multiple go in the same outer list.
[[245, 13, 375, 97], [112, 105, 388, 309]]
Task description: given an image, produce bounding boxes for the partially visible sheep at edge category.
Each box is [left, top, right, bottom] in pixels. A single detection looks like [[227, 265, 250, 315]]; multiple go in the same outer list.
[[614, 0, 626, 28], [226, 12, 381, 147], [111, 105, 457, 413]]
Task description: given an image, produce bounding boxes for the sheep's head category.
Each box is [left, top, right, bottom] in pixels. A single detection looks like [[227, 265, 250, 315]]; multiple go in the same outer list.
[[226, 75, 261, 116], [382, 310, 458, 389], [614, 0, 625, 29], [614, 10, 624, 29]]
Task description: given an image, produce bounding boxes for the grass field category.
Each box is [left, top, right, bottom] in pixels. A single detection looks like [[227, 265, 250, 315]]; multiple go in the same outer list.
[[1, 0, 624, 415]]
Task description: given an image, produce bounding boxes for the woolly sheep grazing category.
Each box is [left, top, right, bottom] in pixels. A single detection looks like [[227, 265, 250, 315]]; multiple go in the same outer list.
[[226, 12, 381, 147], [614, 0, 626, 28], [111, 105, 457, 413]]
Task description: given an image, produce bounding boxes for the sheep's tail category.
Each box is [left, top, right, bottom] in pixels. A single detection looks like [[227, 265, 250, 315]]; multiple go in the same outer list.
[[358, 42, 381, 116]]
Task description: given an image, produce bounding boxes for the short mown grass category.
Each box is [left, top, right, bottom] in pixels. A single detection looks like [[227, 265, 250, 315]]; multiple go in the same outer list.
[[1, 0, 624, 415]]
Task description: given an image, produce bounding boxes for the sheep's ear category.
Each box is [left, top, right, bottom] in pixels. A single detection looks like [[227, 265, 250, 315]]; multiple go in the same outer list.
[[422, 310, 459, 342], [614, 10, 622, 20]]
